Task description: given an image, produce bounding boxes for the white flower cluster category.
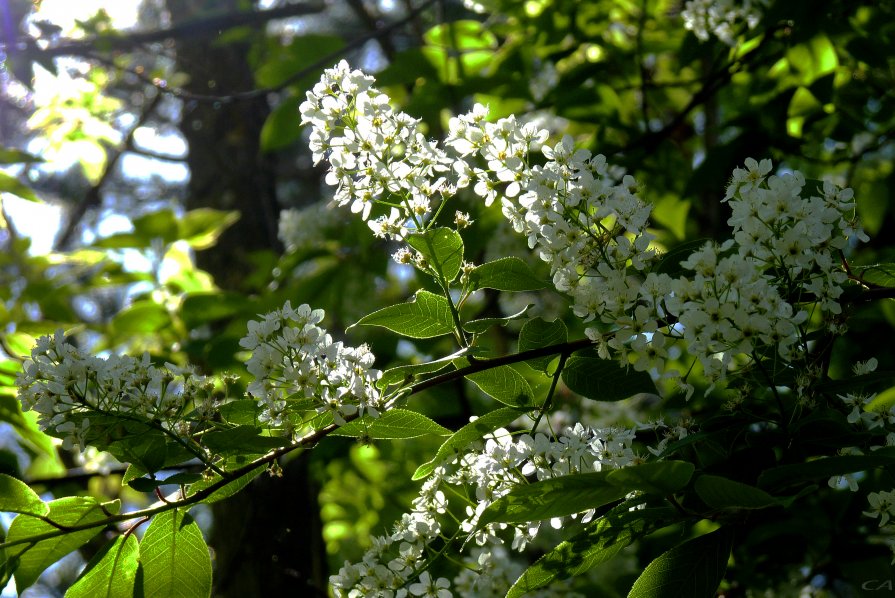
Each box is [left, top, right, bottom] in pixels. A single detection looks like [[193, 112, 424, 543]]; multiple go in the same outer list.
[[299, 60, 459, 235], [330, 423, 637, 596], [16, 330, 212, 450], [301, 65, 865, 393], [681, 0, 767, 45], [239, 301, 384, 428], [724, 158, 862, 316]]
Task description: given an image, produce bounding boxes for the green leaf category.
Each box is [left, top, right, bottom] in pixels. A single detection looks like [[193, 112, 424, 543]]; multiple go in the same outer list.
[[628, 526, 733, 598], [8, 496, 110, 592], [261, 95, 303, 152], [562, 356, 657, 401], [758, 453, 895, 489], [462, 304, 531, 334], [352, 290, 455, 338], [0, 392, 57, 459], [413, 407, 528, 480], [378, 350, 470, 389], [140, 510, 212, 598], [406, 228, 464, 283], [478, 471, 628, 527], [695, 475, 783, 510], [255, 34, 345, 88], [605, 461, 695, 496], [178, 208, 240, 250], [0, 148, 43, 164], [180, 291, 249, 327], [217, 400, 263, 426], [332, 409, 451, 439], [107, 428, 168, 474], [465, 364, 534, 407], [0, 172, 39, 201], [132, 209, 179, 245], [203, 425, 291, 457], [507, 504, 678, 597], [468, 257, 547, 292], [110, 301, 172, 336], [853, 263, 895, 289], [65, 534, 139, 598], [0, 474, 48, 516], [518, 318, 568, 372], [479, 461, 694, 528]]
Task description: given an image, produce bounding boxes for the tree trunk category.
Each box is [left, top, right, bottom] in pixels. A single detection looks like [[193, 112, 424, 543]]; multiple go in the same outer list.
[[166, 1, 326, 594]]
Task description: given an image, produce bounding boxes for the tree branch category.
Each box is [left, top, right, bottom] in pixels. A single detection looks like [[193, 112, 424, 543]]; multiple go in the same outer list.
[[55, 93, 162, 250], [5, 2, 325, 60]]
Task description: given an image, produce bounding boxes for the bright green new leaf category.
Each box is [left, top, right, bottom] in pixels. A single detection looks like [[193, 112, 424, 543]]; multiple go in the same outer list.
[[332, 409, 451, 439], [628, 526, 733, 598], [178, 208, 241, 250], [468, 257, 547, 292], [65, 534, 139, 598], [0, 474, 48, 516], [140, 510, 212, 598], [518, 318, 568, 372], [353, 291, 455, 338], [507, 505, 678, 597], [465, 364, 534, 407], [562, 356, 656, 401], [695, 475, 783, 510], [8, 496, 111, 592], [406, 228, 464, 283], [413, 407, 529, 480]]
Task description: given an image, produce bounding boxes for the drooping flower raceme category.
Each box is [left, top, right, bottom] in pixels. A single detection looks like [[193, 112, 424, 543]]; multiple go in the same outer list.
[[330, 423, 638, 597], [239, 301, 384, 429], [299, 60, 460, 235], [16, 330, 214, 450]]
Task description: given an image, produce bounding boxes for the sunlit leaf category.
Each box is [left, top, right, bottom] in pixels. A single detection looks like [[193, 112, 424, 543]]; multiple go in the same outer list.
[[628, 526, 733, 598], [333, 409, 451, 439], [8, 496, 114, 592], [140, 510, 212, 598], [353, 291, 455, 338], [406, 228, 464, 283], [65, 535, 139, 598], [468, 257, 547, 292]]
